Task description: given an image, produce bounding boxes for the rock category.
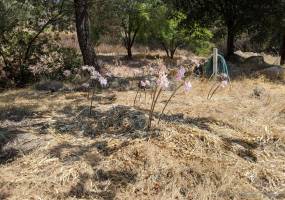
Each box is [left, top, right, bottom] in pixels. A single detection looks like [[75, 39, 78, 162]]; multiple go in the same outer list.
[[251, 86, 266, 99], [240, 56, 270, 71], [74, 83, 90, 92], [235, 50, 260, 59], [35, 80, 64, 92], [230, 51, 284, 78], [243, 56, 265, 65], [258, 66, 285, 80], [108, 77, 130, 91], [230, 53, 246, 64]]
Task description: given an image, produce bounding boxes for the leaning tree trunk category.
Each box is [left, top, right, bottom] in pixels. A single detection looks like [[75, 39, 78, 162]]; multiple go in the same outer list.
[[74, 0, 100, 71], [170, 49, 176, 59], [226, 25, 235, 59], [280, 32, 285, 65], [161, 42, 170, 58], [127, 45, 132, 59]]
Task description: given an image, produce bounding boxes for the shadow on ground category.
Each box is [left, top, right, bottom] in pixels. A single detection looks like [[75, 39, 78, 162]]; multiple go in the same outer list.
[[49, 135, 136, 199], [0, 104, 42, 122], [0, 90, 65, 103], [47, 104, 152, 199], [50, 141, 136, 199], [155, 112, 236, 132], [53, 105, 151, 139], [0, 191, 10, 200], [0, 128, 26, 164], [157, 112, 259, 162], [66, 169, 136, 200]]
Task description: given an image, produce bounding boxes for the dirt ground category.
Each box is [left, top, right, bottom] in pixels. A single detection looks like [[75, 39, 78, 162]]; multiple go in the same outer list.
[[0, 59, 285, 200]]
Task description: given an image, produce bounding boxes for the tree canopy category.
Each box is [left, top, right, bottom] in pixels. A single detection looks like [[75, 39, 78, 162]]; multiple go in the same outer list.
[[0, 0, 284, 87]]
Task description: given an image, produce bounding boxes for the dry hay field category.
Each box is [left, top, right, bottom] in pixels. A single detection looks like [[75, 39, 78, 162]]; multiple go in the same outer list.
[[0, 59, 285, 200]]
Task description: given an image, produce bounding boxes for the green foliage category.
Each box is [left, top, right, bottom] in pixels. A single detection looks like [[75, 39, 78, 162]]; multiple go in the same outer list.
[[0, 0, 68, 86], [1, 0, 284, 88], [188, 27, 214, 56], [113, 0, 157, 58], [174, 0, 272, 57], [248, 0, 285, 53], [89, 0, 118, 46], [60, 47, 82, 71], [149, 3, 213, 58]]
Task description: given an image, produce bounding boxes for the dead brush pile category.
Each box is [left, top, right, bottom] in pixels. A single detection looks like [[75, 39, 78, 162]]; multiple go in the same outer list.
[[75, 105, 149, 138], [0, 77, 284, 200]]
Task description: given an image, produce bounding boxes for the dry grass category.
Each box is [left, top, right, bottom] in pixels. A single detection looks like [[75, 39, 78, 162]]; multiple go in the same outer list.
[[0, 63, 285, 200]]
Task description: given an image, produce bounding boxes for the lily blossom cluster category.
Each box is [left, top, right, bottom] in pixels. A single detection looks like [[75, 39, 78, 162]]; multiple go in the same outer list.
[[157, 72, 169, 89], [218, 73, 229, 88], [184, 81, 192, 92], [221, 80, 228, 88], [82, 65, 108, 87], [154, 67, 193, 126], [137, 64, 194, 129], [140, 80, 151, 88], [207, 73, 230, 100], [175, 67, 192, 93], [63, 70, 72, 78], [176, 67, 186, 81], [81, 65, 108, 115]]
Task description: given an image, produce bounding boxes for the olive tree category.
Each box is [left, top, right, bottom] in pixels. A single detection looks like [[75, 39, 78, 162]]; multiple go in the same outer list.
[[114, 0, 154, 59], [149, 3, 212, 58]]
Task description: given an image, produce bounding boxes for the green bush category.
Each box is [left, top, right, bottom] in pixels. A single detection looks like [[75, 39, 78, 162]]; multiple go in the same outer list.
[[60, 47, 82, 71]]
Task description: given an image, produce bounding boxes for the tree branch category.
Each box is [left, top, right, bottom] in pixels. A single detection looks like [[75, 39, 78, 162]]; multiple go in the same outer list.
[[0, 48, 8, 69], [23, 0, 66, 63], [130, 26, 140, 47]]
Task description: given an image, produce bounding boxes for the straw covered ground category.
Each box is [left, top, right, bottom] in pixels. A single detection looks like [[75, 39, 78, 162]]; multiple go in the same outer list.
[[0, 64, 285, 199]]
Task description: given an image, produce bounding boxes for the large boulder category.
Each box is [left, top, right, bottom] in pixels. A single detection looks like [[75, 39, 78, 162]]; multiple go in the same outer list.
[[108, 77, 131, 91], [240, 56, 270, 71], [228, 53, 246, 64], [257, 66, 285, 80], [229, 51, 285, 79], [35, 80, 64, 92]]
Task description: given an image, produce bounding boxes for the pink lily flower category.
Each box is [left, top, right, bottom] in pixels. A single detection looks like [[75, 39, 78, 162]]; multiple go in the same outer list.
[[221, 80, 228, 88], [184, 81, 192, 92], [176, 67, 186, 81], [140, 80, 146, 87], [157, 73, 169, 89], [145, 80, 151, 86], [99, 76, 108, 86]]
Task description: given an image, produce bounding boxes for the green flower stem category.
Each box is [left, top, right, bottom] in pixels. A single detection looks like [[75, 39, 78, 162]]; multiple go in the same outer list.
[[158, 83, 183, 124], [148, 87, 162, 129], [133, 87, 141, 106], [207, 82, 221, 100]]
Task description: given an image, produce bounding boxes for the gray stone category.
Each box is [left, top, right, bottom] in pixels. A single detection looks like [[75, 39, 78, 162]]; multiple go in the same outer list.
[[108, 77, 130, 91], [251, 86, 266, 99], [35, 80, 64, 92], [258, 66, 285, 80], [237, 56, 270, 71]]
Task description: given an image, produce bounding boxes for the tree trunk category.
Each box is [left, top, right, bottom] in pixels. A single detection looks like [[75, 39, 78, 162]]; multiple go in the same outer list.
[[74, 0, 100, 71], [226, 26, 235, 59], [170, 49, 176, 59], [280, 32, 285, 65], [127, 45, 132, 59], [161, 42, 170, 57], [165, 50, 169, 57]]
